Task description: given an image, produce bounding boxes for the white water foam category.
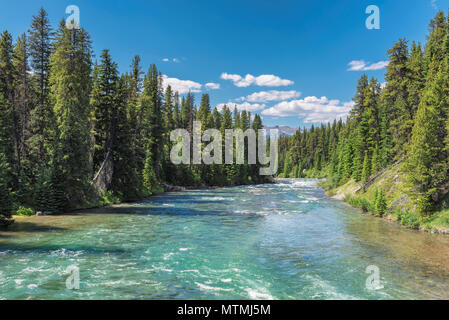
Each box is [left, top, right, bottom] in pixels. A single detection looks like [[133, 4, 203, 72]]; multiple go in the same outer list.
[[245, 288, 274, 300], [196, 282, 232, 292]]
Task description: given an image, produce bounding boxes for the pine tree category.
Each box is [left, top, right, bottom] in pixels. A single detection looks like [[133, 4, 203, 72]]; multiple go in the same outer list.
[[110, 76, 141, 200], [163, 85, 175, 132], [28, 7, 54, 164], [140, 64, 163, 188], [361, 151, 371, 184], [251, 114, 263, 182], [160, 85, 174, 183], [173, 91, 180, 128], [91, 49, 119, 172], [0, 152, 13, 226], [406, 70, 448, 216], [371, 144, 380, 174], [198, 93, 211, 130], [406, 41, 425, 128], [379, 105, 393, 167], [383, 38, 411, 156], [374, 188, 387, 216], [13, 33, 33, 203], [0, 30, 17, 176], [283, 151, 292, 177], [49, 21, 93, 209], [126, 55, 144, 189], [424, 11, 447, 80]]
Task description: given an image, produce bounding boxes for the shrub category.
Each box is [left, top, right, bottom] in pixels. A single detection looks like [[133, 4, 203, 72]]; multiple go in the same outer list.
[[16, 206, 35, 216], [394, 209, 420, 229], [344, 194, 374, 213], [100, 190, 121, 206]]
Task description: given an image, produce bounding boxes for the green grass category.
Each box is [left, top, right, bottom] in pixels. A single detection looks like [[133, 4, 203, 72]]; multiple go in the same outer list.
[[344, 194, 375, 213], [422, 210, 449, 232], [392, 209, 420, 229]]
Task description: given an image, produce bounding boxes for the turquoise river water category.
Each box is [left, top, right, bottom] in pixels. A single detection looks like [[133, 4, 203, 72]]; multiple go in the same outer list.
[[1, 179, 449, 299]]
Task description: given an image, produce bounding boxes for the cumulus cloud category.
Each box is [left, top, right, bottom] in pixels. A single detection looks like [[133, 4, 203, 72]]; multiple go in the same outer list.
[[240, 90, 301, 103], [261, 96, 354, 123], [348, 60, 389, 71], [205, 82, 220, 90], [217, 102, 266, 112], [161, 75, 202, 94], [162, 58, 169, 62], [220, 73, 294, 87]]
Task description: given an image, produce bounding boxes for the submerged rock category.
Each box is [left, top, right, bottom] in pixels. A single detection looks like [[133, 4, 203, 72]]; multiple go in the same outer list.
[[36, 211, 54, 216]]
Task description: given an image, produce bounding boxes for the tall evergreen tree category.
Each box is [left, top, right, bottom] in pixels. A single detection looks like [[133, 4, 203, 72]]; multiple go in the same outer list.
[[28, 7, 54, 164], [140, 64, 163, 189], [0, 30, 16, 175], [91, 49, 119, 172], [0, 152, 13, 226], [49, 21, 93, 208], [13, 34, 34, 203]]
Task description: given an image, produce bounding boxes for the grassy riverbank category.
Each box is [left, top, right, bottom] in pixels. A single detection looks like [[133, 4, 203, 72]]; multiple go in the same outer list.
[[319, 163, 449, 235]]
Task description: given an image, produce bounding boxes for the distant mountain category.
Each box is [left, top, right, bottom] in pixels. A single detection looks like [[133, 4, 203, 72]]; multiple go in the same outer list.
[[263, 125, 298, 137]]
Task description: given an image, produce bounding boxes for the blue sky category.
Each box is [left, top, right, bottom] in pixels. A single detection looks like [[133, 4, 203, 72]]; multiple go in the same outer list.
[[1, 0, 448, 127]]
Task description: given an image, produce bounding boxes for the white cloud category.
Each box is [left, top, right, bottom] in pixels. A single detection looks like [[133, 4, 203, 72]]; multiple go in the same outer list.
[[205, 82, 220, 90], [261, 96, 354, 123], [220, 73, 294, 87], [217, 102, 266, 112], [240, 90, 301, 103], [162, 57, 180, 63], [162, 75, 202, 94], [348, 60, 389, 71]]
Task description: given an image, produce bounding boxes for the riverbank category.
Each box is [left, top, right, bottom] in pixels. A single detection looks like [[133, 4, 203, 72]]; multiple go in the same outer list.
[[319, 163, 449, 236]]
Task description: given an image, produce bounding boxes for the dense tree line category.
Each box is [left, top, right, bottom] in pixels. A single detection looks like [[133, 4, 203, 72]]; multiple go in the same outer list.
[[0, 8, 267, 226], [279, 11, 449, 218]]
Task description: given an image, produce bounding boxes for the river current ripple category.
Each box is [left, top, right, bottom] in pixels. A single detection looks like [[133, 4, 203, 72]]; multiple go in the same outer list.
[[1, 179, 449, 299]]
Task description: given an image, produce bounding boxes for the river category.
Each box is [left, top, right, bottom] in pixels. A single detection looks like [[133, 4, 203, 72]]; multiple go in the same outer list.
[[1, 178, 449, 299]]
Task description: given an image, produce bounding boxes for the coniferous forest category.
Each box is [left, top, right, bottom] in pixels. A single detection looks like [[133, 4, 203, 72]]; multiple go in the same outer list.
[[278, 11, 449, 230], [0, 8, 267, 226], [4, 8, 449, 233]]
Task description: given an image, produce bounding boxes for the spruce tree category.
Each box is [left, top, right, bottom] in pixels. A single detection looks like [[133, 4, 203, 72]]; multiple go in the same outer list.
[[361, 151, 371, 184], [374, 189, 387, 216], [0, 152, 13, 226], [28, 7, 54, 164], [0, 30, 17, 175], [91, 49, 119, 172], [406, 70, 448, 215], [13, 33, 33, 204], [140, 64, 163, 189], [110, 76, 141, 200], [49, 21, 93, 208]]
